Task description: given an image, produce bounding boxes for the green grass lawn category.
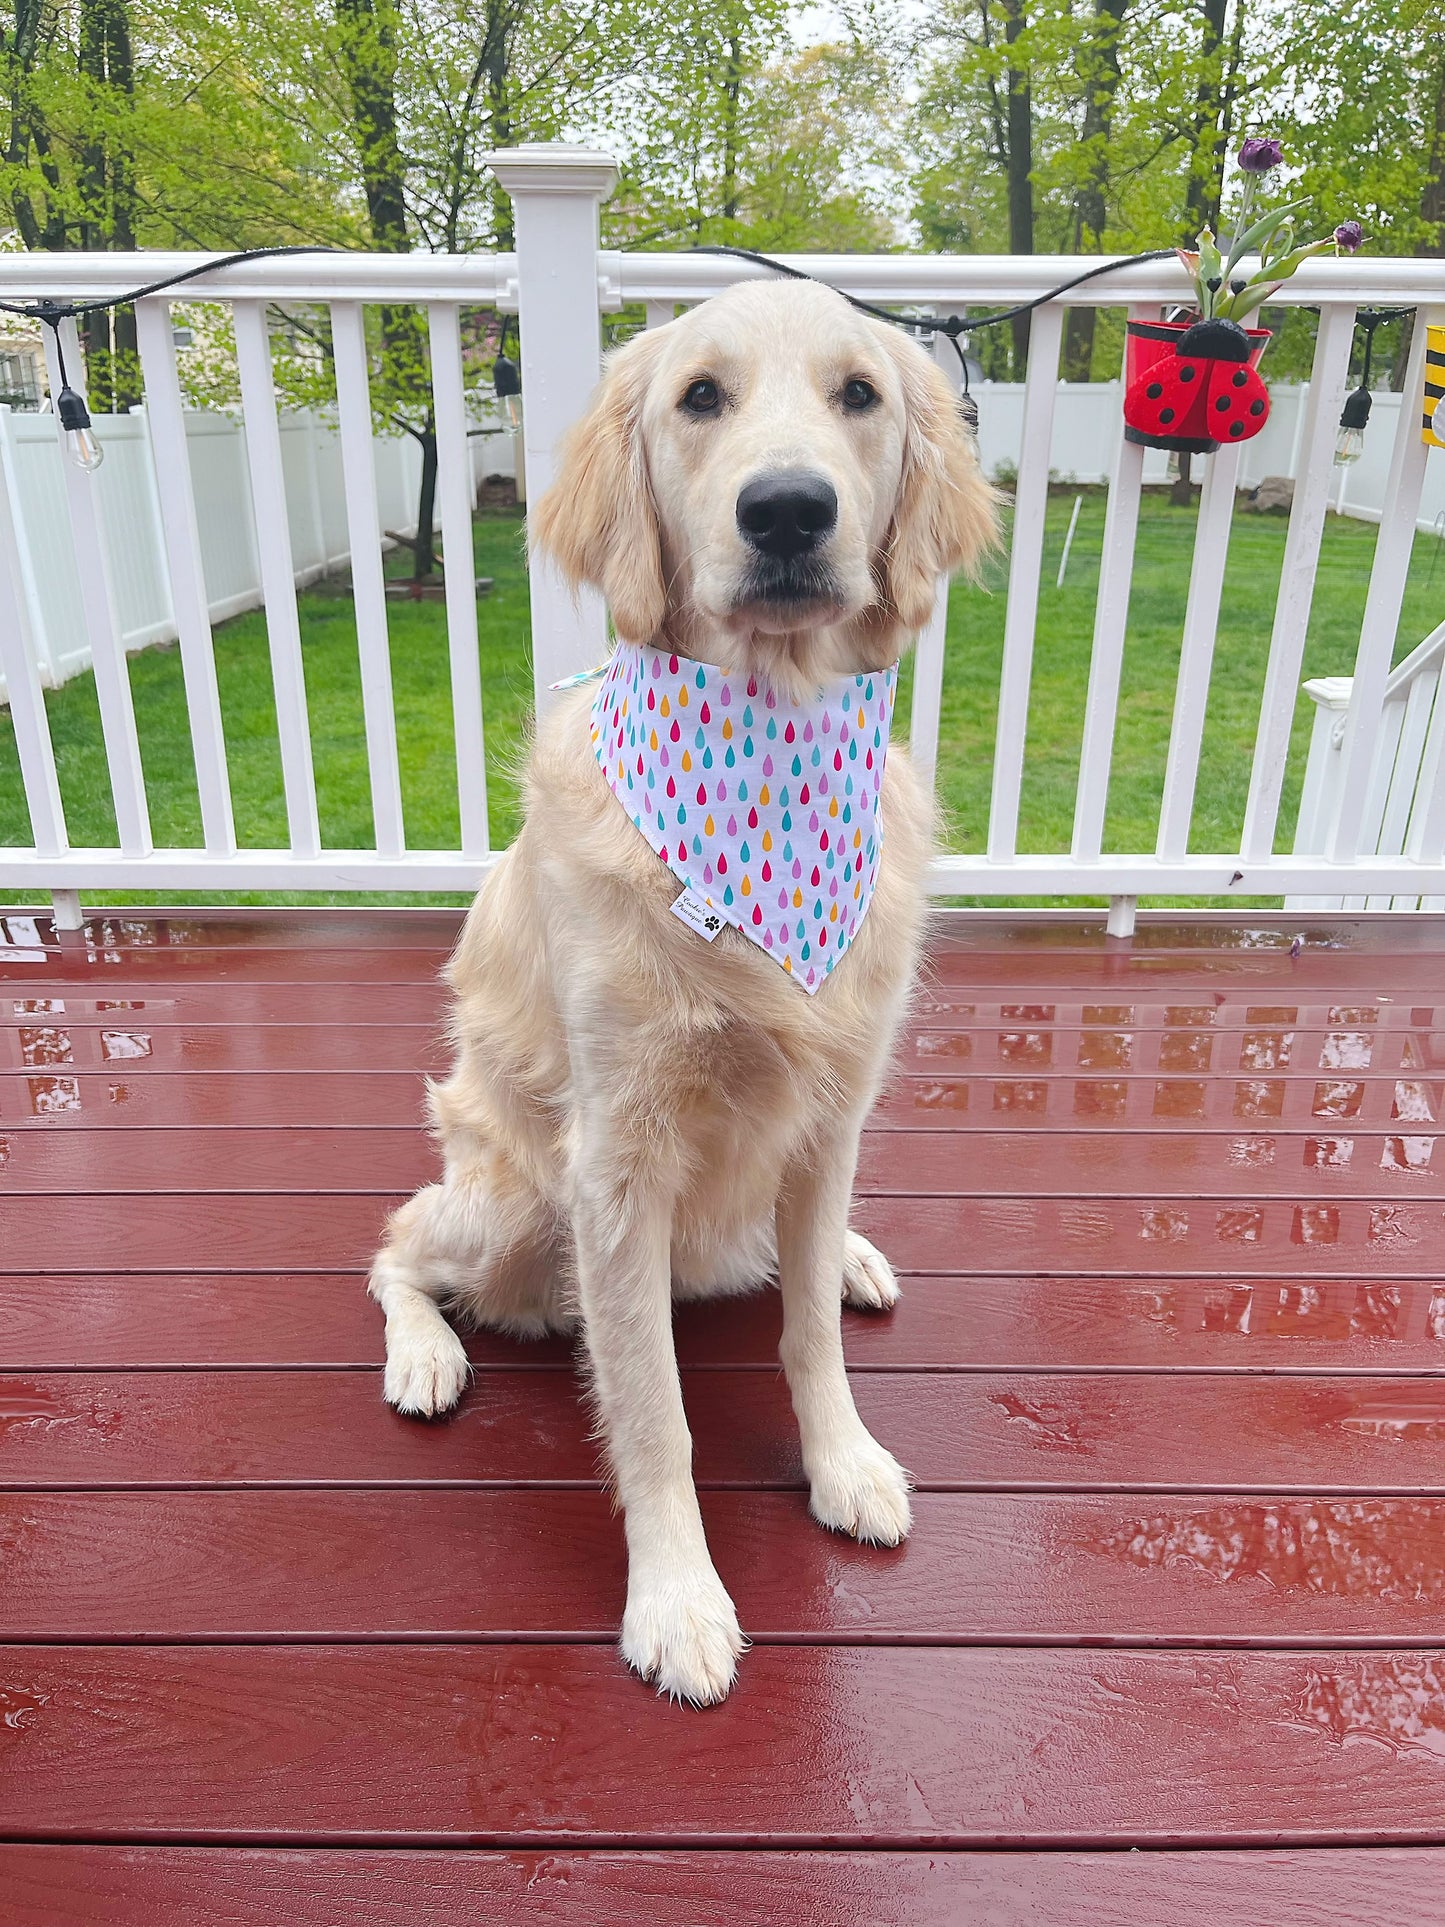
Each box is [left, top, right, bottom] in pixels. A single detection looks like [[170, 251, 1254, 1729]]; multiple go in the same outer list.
[[3, 495, 1443, 910]]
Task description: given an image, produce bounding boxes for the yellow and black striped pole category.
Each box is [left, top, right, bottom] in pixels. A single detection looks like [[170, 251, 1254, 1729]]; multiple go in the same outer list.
[[1424, 324, 1445, 447]]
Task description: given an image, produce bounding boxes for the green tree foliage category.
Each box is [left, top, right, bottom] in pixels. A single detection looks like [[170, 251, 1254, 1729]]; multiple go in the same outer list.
[[1, 0, 1433, 441]]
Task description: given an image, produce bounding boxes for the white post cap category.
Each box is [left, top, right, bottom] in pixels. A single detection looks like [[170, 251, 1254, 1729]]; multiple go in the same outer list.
[[483, 145, 618, 199]]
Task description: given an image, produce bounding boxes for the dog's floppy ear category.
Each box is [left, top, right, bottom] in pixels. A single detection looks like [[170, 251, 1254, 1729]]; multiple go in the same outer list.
[[529, 328, 668, 644], [871, 323, 1001, 635]]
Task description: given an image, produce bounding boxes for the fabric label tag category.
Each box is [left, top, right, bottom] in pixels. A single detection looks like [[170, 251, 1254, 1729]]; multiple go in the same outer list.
[[671, 888, 727, 941]]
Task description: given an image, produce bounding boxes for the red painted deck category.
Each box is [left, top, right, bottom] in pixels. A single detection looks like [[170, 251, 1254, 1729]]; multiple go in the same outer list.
[[3, 908, 1445, 1923]]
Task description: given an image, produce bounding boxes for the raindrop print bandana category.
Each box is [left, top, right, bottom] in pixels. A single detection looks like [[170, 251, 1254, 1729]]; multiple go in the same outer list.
[[590, 642, 897, 993]]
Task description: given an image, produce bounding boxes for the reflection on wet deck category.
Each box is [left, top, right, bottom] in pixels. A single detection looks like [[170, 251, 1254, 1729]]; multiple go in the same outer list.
[[4, 914, 1445, 1876]]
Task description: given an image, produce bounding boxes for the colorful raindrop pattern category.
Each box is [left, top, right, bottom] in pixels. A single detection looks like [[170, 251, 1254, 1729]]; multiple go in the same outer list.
[[591, 642, 897, 994]]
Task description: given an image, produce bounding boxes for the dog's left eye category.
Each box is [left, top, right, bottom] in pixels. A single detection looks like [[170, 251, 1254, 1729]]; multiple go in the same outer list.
[[681, 378, 721, 415], [842, 377, 878, 411]]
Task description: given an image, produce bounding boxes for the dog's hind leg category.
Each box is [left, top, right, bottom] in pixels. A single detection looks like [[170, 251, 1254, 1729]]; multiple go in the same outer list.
[[368, 1163, 562, 1417], [369, 1186, 475, 1417], [842, 1229, 901, 1311]]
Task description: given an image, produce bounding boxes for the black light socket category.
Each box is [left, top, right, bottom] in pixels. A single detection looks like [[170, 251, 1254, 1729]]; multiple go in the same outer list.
[[55, 385, 92, 431]]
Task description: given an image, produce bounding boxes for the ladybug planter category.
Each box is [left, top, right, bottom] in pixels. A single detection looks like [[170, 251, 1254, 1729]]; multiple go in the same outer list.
[[1123, 317, 1272, 454]]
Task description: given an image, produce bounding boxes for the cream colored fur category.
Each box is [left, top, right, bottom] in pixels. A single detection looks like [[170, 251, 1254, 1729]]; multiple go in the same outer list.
[[369, 279, 998, 1705]]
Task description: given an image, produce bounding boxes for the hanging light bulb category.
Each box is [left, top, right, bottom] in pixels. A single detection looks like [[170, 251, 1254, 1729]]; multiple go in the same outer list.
[[493, 350, 521, 432], [1334, 309, 1401, 467], [55, 382, 104, 471], [1335, 386, 1370, 465]]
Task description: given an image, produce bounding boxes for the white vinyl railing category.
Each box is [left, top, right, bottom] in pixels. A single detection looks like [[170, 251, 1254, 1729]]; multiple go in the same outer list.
[[3, 139, 1445, 930], [1292, 621, 1445, 912]]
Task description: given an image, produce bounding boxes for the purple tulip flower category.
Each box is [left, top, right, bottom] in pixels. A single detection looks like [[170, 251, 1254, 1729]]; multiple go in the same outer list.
[[1238, 137, 1283, 173], [1334, 220, 1365, 253]]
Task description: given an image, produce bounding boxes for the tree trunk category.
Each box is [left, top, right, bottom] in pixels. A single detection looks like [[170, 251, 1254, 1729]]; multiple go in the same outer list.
[[1394, 50, 1445, 389], [1182, 0, 1231, 241], [335, 0, 408, 251], [78, 0, 112, 408], [414, 424, 438, 579], [72, 0, 141, 407], [5, 0, 68, 249], [720, 31, 743, 225], [106, 0, 140, 408], [1000, 0, 1033, 377], [485, 0, 514, 249], [1062, 0, 1130, 381], [335, 0, 441, 580]]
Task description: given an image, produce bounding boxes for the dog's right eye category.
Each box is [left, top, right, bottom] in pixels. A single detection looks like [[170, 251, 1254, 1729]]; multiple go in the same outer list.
[[681, 379, 721, 415]]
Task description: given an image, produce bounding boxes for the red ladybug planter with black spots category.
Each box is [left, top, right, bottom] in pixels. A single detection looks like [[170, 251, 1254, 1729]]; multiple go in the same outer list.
[[1123, 316, 1272, 454]]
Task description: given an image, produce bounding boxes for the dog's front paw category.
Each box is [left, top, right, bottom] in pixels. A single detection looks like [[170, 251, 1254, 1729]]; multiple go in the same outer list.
[[382, 1319, 471, 1417], [622, 1564, 746, 1706], [809, 1430, 912, 1546], [842, 1230, 900, 1311]]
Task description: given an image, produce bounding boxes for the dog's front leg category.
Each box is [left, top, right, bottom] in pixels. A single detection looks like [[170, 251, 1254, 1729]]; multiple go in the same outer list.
[[778, 1126, 912, 1545], [573, 1157, 744, 1706]]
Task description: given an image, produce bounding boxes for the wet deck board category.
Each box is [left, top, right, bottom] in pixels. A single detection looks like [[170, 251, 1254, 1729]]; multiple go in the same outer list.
[[0, 1125, 1438, 1198], [4, 1189, 1443, 1275], [4, 911, 1445, 1911], [2, 1845, 1442, 1927], [4, 1067, 1433, 1132], [5, 1488, 1445, 1646], [10, 1366, 1445, 1492], [6, 1271, 1444, 1372], [9, 1642, 1445, 1846]]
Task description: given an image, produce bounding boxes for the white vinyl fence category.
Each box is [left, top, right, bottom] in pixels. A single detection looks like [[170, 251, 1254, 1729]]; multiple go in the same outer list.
[[0, 403, 516, 688], [0, 379, 1415, 698], [2, 139, 1445, 927]]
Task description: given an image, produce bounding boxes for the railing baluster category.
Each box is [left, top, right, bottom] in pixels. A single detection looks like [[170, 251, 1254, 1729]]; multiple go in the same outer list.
[[330, 300, 406, 858], [232, 299, 321, 859], [1327, 306, 1435, 862], [1406, 667, 1445, 863], [988, 300, 1064, 860], [1348, 696, 1406, 910], [1240, 302, 1356, 862], [0, 417, 66, 857], [428, 301, 490, 858], [1156, 441, 1243, 860], [908, 328, 960, 797], [644, 302, 674, 330], [1371, 677, 1434, 907], [1072, 307, 1150, 862], [41, 317, 151, 856], [134, 296, 236, 856]]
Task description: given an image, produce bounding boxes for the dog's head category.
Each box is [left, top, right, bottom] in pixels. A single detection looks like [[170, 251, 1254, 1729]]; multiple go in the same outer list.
[[530, 279, 999, 685]]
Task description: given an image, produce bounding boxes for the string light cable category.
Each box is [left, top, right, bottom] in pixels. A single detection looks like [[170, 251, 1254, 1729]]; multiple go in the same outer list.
[[0, 245, 339, 468], [692, 242, 1178, 428]]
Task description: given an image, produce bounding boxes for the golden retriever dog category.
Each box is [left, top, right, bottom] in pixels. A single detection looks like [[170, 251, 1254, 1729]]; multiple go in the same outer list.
[[369, 278, 997, 1705]]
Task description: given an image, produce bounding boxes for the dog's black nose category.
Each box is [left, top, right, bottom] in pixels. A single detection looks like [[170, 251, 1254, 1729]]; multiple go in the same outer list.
[[736, 472, 838, 559]]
